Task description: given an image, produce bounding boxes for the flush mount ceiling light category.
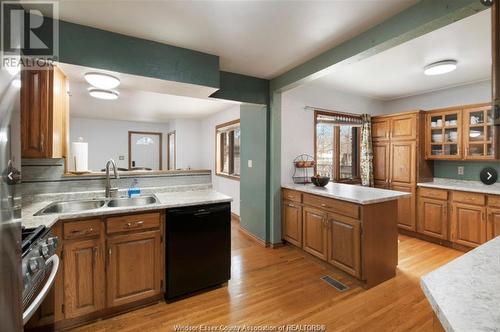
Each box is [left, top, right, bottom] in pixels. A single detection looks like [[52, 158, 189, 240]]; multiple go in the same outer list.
[[88, 88, 119, 100], [84, 72, 120, 89], [424, 60, 458, 76]]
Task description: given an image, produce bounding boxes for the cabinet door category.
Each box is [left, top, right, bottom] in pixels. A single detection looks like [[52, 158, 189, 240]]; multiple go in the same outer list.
[[451, 203, 487, 247], [372, 118, 390, 141], [487, 208, 500, 240], [107, 230, 163, 307], [417, 197, 448, 240], [302, 207, 328, 260], [282, 201, 302, 247], [390, 141, 416, 185], [426, 110, 462, 160], [63, 239, 105, 319], [392, 184, 415, 231], [390, 114, 417, 141], [326, 215, 361, 278], [21, 69, 52, 158], [373, 142, 390, 188]]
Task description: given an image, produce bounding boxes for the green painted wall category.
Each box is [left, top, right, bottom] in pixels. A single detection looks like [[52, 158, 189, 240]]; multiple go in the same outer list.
[[240, 104, 268, 242], [57, 19, 220, 88], [211, 71, 269, 105], [434, 161, 500, 181]]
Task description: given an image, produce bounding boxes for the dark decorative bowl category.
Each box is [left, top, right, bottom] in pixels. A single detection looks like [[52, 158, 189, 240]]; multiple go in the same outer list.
[[311, 176, 330, 187]]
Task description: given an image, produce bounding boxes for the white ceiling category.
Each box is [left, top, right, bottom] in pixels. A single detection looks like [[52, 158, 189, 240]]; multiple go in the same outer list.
[[52, 0, 417, 79], [59, 63, 238, 123], [305, 10, 492, 100]]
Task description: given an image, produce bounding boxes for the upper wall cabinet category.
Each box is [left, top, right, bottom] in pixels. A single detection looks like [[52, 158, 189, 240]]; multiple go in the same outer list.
[[21, 65, 69, 159], [463, 105, 496, 160], [372, 114, 416, 141], [425, 103, 498, 161]]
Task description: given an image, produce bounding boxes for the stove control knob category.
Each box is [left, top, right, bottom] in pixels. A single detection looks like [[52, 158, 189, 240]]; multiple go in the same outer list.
[[28, 256, 44, 274], [47, 237, 59, 250], [40, 243, 54, 258]]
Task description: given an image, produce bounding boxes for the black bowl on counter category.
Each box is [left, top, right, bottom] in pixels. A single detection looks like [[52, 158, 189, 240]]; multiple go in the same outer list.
[[311, 176, 330, 187]]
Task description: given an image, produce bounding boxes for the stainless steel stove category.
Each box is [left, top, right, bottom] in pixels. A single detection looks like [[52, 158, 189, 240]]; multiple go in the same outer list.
[[21, 225, 59, 325]]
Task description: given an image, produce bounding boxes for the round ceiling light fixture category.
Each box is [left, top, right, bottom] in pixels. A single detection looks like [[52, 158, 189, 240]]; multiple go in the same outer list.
[[84, 72, 120, 89], [424, 60, 458, 76], [88, 88, 119, 100]]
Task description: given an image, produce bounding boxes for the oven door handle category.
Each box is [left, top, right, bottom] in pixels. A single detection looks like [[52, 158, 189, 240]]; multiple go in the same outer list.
[[22, 254, 60, 325]]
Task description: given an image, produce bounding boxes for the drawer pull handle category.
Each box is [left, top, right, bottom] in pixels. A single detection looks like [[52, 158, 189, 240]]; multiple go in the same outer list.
[[288, 203, 295, 208], [126, 221, 144, 228], [320, 203, 329, 208], [70, 227, 94, 235], [287, 195, 294, 199]]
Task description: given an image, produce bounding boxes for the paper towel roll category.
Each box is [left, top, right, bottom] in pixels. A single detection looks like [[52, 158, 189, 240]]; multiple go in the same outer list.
[[71, 141, 88, 172]]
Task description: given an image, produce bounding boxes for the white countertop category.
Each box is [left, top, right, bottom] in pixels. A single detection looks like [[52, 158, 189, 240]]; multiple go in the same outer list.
[[421, 237, 500, 332], [22, 189, 232, 229], [282, 182, 410, 205], [418, 178, 500, 195]]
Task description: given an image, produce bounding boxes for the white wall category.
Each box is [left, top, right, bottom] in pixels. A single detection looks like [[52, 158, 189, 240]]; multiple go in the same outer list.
[[381, 80, 492, 113], [70, 117, 170, 172], [199, 106, 241, 215], [169, 118, 202, 170], [281, 84, 384, 185]]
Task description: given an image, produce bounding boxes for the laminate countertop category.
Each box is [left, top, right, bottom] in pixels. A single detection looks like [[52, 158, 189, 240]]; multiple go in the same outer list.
[[22, 188, 232, 229], [421, 236, 500, 332], [417, 178, 500, 195], [282, 183, 410, 205]]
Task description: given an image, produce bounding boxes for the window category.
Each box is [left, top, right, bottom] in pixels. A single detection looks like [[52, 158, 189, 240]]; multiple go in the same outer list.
[[216, 119, 240, 179], [167, 131, 176, 170], [315, 111, 361, 182]]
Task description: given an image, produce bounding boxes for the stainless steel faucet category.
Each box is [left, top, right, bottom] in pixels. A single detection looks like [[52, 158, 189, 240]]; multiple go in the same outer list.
[[105, 159, 120, 198]]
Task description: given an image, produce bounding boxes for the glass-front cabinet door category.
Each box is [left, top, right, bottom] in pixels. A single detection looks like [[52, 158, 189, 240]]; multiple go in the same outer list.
[[427, 110, 462, 159], [463, 105, 496, 160]]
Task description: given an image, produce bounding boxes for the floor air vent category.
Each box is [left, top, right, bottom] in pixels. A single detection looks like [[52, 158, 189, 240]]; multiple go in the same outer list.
[[321, 276, 349, 292]]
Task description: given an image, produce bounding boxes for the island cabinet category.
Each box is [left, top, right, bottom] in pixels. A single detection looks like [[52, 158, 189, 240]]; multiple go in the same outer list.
[[26, 211, 165, 331], [416, 187, 500, 250], [372, 111, 433, 232], [282, 188, 398, 288]]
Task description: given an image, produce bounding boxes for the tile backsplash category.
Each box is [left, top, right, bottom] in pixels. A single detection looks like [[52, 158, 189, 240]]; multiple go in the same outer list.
[[434, 160, 500, 181]]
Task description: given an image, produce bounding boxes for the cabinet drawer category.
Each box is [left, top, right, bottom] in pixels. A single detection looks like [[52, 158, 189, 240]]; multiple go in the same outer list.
[[64, 219, 102, 240], [452, 191, 485, 206], [282, 189, 302, 203], [303, 194, 359, 219], [419, 187, 448, 200], [488, 195, 500, 208], [106, 212, 160, 234]]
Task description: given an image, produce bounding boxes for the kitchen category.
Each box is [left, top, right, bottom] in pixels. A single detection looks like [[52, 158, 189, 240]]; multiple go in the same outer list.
[[0, 1, 499, 331]]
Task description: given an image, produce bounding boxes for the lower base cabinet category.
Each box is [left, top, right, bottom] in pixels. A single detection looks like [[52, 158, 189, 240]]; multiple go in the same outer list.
[[302, 207, 328, 260], [450, 203, 486, 248], [326, 215, 361, 278], [488, 208, 500, 240], [282, 201, 302, 247], [107, 230, 163, 307], [417, 197, 448, 240], [63, 238, 105, 319]]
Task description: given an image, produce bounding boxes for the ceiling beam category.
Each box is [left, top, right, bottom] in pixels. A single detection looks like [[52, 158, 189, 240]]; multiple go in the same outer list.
[[270, 0, 487, 92]]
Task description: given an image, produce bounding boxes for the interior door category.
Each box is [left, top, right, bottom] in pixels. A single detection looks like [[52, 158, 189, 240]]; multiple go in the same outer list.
[[129, 131, 162, 170]]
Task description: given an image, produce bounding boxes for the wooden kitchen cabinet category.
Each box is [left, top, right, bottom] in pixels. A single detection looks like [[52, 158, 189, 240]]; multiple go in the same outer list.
[[450, 203, 487, 247], [487, 208, 500, 240], [107, 230, 163, 307], [418, 197, 448, 240], [425, 108, 462, 160], [390, 114, 417, 141], [282, 200, 302, 247], [390, 141, 416, 186], [302, 207, 328, 260], [463, 105, 497, 160], [21, 65, 69, 159], [392, 184, 416, 231], [326, 214, 361, 278], [372, 118, 390, 141], [63, 238, 105, 319], [373, 142, 390, 189]]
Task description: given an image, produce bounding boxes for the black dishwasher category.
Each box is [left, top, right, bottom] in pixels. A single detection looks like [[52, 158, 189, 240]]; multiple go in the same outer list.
[[165, 203, 231, 300]]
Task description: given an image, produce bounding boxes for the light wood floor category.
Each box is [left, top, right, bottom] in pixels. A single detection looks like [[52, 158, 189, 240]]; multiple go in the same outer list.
[[70, 221, 462, 332]]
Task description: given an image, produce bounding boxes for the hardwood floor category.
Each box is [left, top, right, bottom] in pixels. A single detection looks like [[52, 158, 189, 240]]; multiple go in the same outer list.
[[69, 221, 462, 332]]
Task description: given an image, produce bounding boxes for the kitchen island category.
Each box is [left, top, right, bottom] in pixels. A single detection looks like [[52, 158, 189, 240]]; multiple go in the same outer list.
[[281, 183, 410, 288], [421, 236, 500, 332]]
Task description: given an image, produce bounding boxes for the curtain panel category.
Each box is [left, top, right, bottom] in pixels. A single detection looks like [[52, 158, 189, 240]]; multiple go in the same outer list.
[[360, 114, 374, 187]]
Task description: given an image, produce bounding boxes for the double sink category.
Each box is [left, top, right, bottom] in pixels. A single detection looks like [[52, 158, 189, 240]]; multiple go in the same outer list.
[[34, 195, 158, 216]]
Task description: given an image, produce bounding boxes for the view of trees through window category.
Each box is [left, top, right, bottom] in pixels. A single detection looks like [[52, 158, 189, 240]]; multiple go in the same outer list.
[[315, 113, 360, 182], [216, 120, 240, 178]]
